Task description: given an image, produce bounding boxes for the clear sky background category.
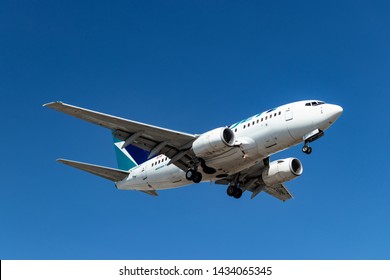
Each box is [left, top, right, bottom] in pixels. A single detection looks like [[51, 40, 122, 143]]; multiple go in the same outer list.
[[1, 0, 389, 259]]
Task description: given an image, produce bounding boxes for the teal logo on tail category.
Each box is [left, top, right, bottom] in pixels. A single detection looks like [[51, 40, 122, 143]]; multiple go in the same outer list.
[[113, 136, 150, 171]]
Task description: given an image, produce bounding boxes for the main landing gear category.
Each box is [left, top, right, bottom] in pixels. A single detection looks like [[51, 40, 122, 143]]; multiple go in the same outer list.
[[186, 168, 202, 183], [227, 185, 243, 199], [185, 158, 216, 184]]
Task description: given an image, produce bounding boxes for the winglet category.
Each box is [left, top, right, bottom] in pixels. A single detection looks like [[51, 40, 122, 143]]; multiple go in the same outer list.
[[43, 101, 64, 108]]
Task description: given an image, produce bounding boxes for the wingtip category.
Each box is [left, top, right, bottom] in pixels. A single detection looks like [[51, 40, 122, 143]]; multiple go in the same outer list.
[[43, 101, 64, 108], [56, 158, 67, 164]]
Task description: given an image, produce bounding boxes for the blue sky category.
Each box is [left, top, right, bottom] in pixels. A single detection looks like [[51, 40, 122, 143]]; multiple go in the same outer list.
[[1, 0, 390, 259]]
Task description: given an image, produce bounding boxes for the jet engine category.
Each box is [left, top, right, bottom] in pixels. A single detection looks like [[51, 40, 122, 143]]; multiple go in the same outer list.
[[262, 158, 303, 186], [192, 127, 235, 157]]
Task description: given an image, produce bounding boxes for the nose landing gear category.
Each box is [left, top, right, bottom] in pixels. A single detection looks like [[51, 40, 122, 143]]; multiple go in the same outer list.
[[302, 144, 312, 154], [302, 128, 324, 155]]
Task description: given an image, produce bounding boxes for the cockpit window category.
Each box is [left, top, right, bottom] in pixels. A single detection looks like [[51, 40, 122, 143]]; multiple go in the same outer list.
[[307, 101, 326, 106], [312, 101, 325, 106]]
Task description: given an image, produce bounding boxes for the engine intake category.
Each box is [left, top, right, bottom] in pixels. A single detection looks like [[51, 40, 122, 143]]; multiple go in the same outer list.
[[262, 158, 303, 186], [192, 127, 235, 157]]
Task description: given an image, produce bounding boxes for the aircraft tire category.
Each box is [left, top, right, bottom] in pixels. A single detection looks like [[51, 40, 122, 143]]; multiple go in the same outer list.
[[227, 186, 236, 196], [233, 188, 243, 199], [302, 145, 312, 154], [186, 169, 195, 181], [192, 172, 202, 183]]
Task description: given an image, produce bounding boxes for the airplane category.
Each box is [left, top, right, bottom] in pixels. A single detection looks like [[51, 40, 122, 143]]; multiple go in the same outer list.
[[44, 100, 343, 201]]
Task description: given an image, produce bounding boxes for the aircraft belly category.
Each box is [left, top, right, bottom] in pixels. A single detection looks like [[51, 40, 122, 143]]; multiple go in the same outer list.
[[204, 148, 259, 175], [145, 164, 188, 190], [116, 163, 187, 191]]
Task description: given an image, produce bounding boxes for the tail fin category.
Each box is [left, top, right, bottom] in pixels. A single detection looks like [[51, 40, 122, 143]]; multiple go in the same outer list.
[[113, 136, 150, 171]]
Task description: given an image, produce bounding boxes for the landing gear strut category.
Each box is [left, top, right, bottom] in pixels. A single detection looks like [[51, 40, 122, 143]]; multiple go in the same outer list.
[[226, 185, 243, 199], [186, 169, 203, 183]]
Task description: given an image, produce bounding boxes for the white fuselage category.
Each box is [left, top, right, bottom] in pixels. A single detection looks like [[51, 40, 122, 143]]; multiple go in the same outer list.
[[116, 100, 343, 191]]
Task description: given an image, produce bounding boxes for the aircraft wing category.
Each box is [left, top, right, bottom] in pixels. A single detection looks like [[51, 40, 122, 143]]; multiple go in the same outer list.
[[44, 102, 197, 171], [215, 161, 293, 201]]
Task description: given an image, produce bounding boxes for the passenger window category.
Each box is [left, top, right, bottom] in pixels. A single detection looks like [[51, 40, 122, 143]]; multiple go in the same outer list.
[[279, 111, 281, 115], [265, 116, 268, 120], [235, 128, 237, 132], [248, 123, 250, 127], [261, 118, 263, 122], [243, 125, 246, 129], [274, 113, 277, 117], [270, 115, 272, 119]]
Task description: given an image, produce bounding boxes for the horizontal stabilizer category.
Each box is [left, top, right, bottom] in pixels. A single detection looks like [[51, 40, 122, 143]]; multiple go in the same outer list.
[[57, 159, 129, 182]]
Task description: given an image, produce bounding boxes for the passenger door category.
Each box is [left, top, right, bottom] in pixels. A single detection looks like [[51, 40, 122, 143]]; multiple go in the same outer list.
[[285, 107, 293, 121]]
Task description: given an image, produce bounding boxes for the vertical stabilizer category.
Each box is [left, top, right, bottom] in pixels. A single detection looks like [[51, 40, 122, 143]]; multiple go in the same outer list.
[[113, 136, 150, 171]]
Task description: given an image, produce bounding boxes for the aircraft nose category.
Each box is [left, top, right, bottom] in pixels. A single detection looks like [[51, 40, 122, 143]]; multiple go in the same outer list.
[[328, 104, 343, 123]]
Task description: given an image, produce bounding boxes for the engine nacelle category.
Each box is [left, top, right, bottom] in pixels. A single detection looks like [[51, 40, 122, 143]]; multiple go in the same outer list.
[[262, 158, 303, 186], [192, 127, 235, 157]]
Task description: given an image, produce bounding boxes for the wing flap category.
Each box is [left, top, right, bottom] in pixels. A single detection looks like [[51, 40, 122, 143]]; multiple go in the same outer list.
[[57, 159, 129, 182], [264, 184, 293, 201], [140, 190, 159, 196]]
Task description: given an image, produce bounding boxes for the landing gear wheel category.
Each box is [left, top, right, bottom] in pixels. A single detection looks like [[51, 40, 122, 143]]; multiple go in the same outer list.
[[227, 186, 236, 197], [186, 169, 202, 183], [233, 188, 243, 199], [186, 169, 196, 181], [192, 172, 202, 183], [227, 186, 243, 199], [302, 145, 312, 154]]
